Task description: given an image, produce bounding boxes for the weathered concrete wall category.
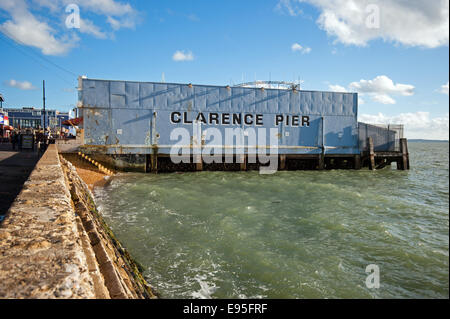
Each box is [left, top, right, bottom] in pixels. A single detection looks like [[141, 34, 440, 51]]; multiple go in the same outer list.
[[61, 156, 155, 298], [56, 139, 82, 153], [0, 144, 155, 299], [0, 145, 98, 298]]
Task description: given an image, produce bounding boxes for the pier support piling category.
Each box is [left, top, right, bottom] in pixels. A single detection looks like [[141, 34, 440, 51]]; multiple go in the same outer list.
[[318, 152, 325, 170], [240, 154, 247, 171], [399, 138, 410, 170], [150, 152, 158, 173], [368, 137, 375, 170], [280, 154, 286, 170], [195, 155, 203, 171], [354, 154, 361, 170]]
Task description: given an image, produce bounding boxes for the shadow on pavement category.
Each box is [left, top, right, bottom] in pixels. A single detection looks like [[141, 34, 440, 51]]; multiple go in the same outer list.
[[0, 143, 41, 220]]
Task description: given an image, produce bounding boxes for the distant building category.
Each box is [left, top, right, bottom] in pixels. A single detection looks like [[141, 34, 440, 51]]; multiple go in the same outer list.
[[2, 107, 69, 131], [0, 108, 11, 139]]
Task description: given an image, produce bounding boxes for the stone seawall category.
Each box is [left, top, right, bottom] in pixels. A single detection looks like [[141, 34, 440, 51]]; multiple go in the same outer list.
[[0, 144, 156, 299]]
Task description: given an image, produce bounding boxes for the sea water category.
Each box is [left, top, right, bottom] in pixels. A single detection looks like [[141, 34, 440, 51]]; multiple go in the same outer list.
[[94, 142, 449, 298]]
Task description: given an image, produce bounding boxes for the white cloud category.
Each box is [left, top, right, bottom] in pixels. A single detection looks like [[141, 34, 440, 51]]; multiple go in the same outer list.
[[69, 0, 139, 31], [349, 75, 414, 104], [371, 94, 396, 105], [328, 83, 365, 104], [4, 79, 36, 90], [275, 0, 303, 16], [279, 0, 449, 48], [0, 0, 139, 55], [187, 14, 199, 22], [359, 112, 449, 140], [329, 75, 414, 104], [1, 20, 75, 56], [291, 43, 311, 54], [79, 18, 107, 39], [65, 0, 139, 30], [106, 15, 136, 31], [64, 0, 134, 16], [328, 84, 347, 92], [440, 81, 449, 95], [173, 50, 194, 62], [106, 16, 121, 30], [349, 76, 415, 96], [31, 0, 59, 12], [291, 43, 302, 51], [0, 0, 78, 55]]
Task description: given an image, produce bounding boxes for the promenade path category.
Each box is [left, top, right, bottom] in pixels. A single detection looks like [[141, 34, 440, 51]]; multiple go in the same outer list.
[[0, 143, 40, 218]]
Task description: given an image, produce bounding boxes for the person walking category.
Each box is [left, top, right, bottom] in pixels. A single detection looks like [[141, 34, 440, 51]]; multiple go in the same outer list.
[[11, 131, 17, 151], [17, 131, 22, 151]]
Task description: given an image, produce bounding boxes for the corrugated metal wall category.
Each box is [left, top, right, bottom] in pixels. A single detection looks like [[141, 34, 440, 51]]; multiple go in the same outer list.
[[79, 78, 360, 155]]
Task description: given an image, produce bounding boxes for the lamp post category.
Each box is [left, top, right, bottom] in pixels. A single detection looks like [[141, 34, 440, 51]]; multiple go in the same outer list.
[[43, 80, 46, 131]]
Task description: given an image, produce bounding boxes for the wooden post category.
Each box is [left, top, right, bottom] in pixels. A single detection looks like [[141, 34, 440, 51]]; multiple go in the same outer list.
[[368, 137, 375, 170], [280, 154, 286, 170], [354, 154, 361, 170], [145, 154, 150, 173], [150, 150, 158, 173], [399, 138, 409, 170], [240, 154, 246, 171], [195, 154, 203, 171], [318, 154, 325, 170], [319, 116, 325, 170]]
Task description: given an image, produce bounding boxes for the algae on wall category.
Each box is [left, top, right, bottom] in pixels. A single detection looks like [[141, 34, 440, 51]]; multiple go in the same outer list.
[[61, 156, 157, 299]]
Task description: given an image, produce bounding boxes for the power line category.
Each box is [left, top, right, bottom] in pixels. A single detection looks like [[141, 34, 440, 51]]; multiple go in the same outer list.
[[0, 32, 77, 86], [0, 31, 77, 77]]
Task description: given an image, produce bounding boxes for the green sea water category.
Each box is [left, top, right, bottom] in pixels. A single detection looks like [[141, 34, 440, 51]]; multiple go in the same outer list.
[[94, 142, 449, 299]]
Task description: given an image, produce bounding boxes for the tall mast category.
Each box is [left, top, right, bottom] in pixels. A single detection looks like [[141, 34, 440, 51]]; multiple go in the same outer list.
[[43, 80, 46, 130]]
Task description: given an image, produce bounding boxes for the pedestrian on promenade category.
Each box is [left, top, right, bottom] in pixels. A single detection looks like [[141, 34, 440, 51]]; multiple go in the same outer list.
[[17, 131, 22, 151], [11, 131, 17, 151]]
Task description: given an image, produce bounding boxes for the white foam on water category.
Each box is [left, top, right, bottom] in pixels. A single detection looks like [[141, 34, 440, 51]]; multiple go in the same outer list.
[[191, 274, 218, 299], [94, 142, 449, 299], [165, 209, 182, 217]]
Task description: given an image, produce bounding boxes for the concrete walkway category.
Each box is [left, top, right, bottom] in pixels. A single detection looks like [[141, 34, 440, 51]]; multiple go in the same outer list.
[[0, 144, 98, 298], [0, 144, 40, 217]]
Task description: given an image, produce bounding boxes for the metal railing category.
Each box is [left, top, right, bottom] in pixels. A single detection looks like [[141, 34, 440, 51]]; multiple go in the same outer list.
[[359, 123, 404, 152]]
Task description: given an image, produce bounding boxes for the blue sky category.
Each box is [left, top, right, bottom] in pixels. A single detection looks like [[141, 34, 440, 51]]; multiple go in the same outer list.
[[0, 0, 448, 139]]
